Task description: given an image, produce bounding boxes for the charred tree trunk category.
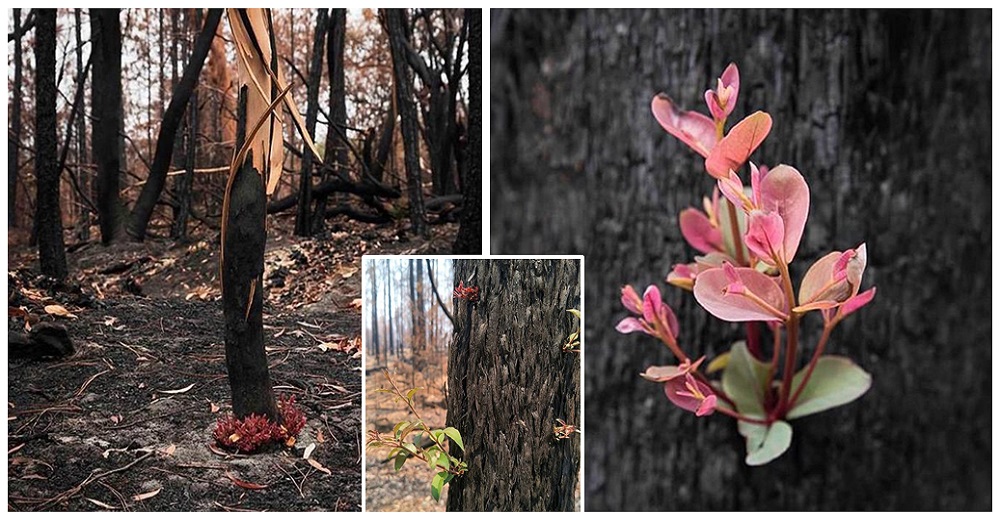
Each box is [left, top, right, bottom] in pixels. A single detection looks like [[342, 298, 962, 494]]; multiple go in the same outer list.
[[90, 8, 124, 244], [222, 86, 279, 421], [314, 8, 348, 231], [293, 9, 328, 237], [129, 8, 223, 241], [34, 9, 67, 280], [171, 10, 199, 240], [453, 8, 481, 254], [74, 8, 90, 241], [9, 8, 23, 228], [385, 9, 427, 237], [491, 9, 991, 511], [445, 259, 581, 511]]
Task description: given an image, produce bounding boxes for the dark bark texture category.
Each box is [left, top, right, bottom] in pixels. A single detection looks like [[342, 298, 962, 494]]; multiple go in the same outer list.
[[294, 8, 328, 237], [445, 259, 581, 512], [33, 9, 67, 280], [10, 8, 23, 228], [453, 8, 482, 254], [314, 8, 348, 231], [90, 8, 124, 244], [491, 9, 990, 511], [385, 9, 428, 237], [222, 87, 279, 422]]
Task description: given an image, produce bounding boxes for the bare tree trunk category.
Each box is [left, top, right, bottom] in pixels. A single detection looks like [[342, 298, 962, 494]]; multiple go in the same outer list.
[[90, 8, 124, 244], [445, 259, 581, 511], [453, 8, 481, 254], [293, 8, 328, 236], [34, 9, 67, 280], [129, 8, 223, 241], [9, 8, 23, 228], [74, 8, 90, 241], [313, 8, 347, 231], [491, 9, 991, 511], [369, 260, 380, 360], [384, 9, 427, 237]]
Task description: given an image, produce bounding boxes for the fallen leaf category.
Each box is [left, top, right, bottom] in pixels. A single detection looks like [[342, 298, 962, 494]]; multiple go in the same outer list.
[[156, 383, 195, 395], [302, 442, 316, 460], [110, 415, 121, 425], [83, 497, 119, 509], [44, 304, 77, 319], [226, 471, 268, 490], [350, 298, 363, 310], [133, 488, 161, 502], [315, 430, 325, 443], [210, 402, 220, 413], [160, 444, 176, 456], [307, 458, 332, 475]]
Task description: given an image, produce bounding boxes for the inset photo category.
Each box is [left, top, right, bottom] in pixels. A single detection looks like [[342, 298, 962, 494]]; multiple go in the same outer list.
[[362, 257, 582, 511]]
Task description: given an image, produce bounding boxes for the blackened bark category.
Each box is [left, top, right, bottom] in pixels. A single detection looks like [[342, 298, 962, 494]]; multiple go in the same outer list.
[[33, 9, 67, 279], [293, 8, 329, 237], [222, 86, 279, 422], [385, 9, 428, 237], [445, 259, 581, 511], [9, 8, 23, 228], [314, 8, 348, 231], [90, 8, 124, 244], [74, 8, 90, 240], [129, 8, 223, 241], [453, 8, 481, 254], [491, 9, 991, 511], [171, 85, 198, 240]]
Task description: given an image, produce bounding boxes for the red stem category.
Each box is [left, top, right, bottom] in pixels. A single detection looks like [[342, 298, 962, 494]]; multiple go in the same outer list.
[[787, 323, 834, 410]]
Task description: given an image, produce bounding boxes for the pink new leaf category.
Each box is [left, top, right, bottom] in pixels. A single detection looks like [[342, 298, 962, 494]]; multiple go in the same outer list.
[[705, 111, 772, 179], [680, 208, 723, 254], [694, 265, 788, 322], [705, 62, 740, 121], [652, 94, 718, 158], [758, 165, 810, 263]]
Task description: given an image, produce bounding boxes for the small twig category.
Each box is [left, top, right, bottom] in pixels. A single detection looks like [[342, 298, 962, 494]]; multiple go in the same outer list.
[[39, 450, 154, 510]]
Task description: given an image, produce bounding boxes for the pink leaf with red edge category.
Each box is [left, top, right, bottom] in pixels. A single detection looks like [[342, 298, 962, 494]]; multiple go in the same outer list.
[[664, 377, 716, 416], [758, 165, 810, 263], [744, 210, 786, 264], [652, 94, 717, 158], [705, 62, 740, 121], [839, 287, 877, 319], [798, 251, 850, 306], [679, 208, 723, 254], [694, 266, 788, 322], [643, 285, 679, 339], [620, 285, 643, 314], [705, 111, 772, 178]]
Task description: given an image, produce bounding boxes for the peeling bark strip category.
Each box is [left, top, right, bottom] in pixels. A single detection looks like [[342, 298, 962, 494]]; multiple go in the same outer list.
[[222, 86, 278, 421], [445, 259, 581, 511]]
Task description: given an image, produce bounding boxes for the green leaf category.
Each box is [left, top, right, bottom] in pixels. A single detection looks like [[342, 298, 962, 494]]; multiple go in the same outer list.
[[566, 309, 581, 320], [436, 451, 451, 471], [430, 472, 446, 502], [406, 388, 420, 402], [741, 420, 792, 466], [393, 421, 410, 439], [443, 427, 464, 451], [402, 442, 418, 455], [787, 356, 872, 419], [425, 447, 439, 469], [393, 452, 407, 471], [721, 341, 770, 418]]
